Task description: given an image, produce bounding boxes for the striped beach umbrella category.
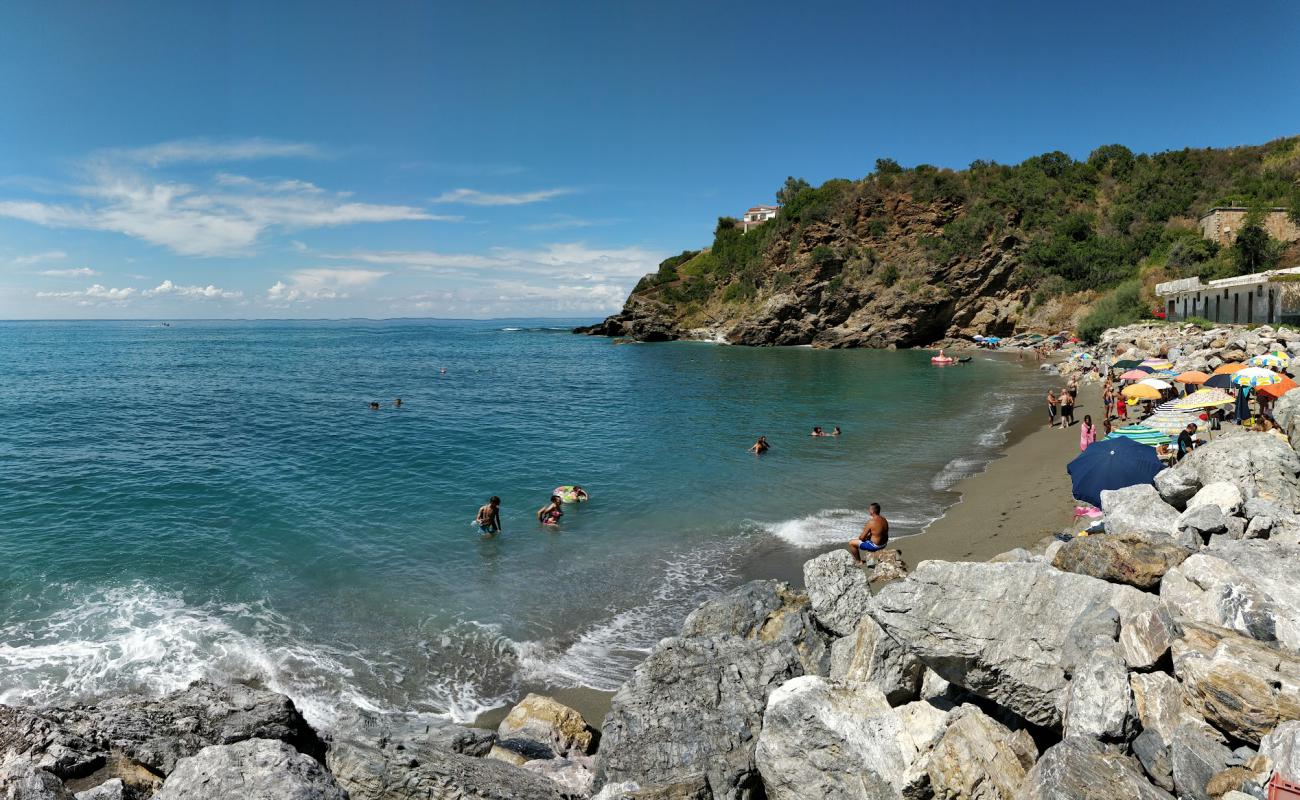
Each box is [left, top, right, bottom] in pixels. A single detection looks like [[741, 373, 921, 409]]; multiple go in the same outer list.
[[1213, 362, 1246, 375], [1171, 388, 1235, 409], [1175, 371, 1210, 385], [1119, 369, 1150, 381], [1142, 410, 1198, 437], [1249, 352, 1290, 370], [1122, 383, 1162, 401], [1231, 367, 1282, 388], [1137, 378, 1172, 391], [1107, 425, 1171, 447]]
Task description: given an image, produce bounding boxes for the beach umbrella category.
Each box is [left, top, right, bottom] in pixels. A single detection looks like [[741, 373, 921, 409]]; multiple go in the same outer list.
[[1122, 383, 1162, 401], [1204, 373, 1236, 390], [1069, 439, 1165, 508], [1154, 369, 1181, 377], [1172, 388, 1235, 409], [1119, 369, 1150, 381], [1142, 409, 1198, 437], [1213, 362, 1246, 375], [1072, 352, 1093, 362], [984, 336, 1001, 343], [1250, 352, 1290, 370], [1258, 376, 1299, 400], [1175, 371, 1210, 385], [1141, 359, 1173, 370], [1231, 367, 1283, 388], [1112, 359, 1141, 369], [1138, 378, 1172, 391], [1107, 424, 1171, 447]]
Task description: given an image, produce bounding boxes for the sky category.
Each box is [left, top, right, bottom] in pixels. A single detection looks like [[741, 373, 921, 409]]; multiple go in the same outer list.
[[1, 1, 1298, 320]]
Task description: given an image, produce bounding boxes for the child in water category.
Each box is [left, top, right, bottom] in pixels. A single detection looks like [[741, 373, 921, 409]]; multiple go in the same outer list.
[[537, 495, 563, 526]]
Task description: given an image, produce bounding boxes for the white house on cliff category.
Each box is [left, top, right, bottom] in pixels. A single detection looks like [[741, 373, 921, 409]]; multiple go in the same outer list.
[[742, 205, 779, 232]]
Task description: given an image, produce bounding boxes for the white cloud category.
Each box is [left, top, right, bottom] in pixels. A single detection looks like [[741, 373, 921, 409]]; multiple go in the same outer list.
[[110, 138, 324, 167], [431, 187, 571, 206], [11, 250, 67, 267], [145, 280, 242, 299], [522, 215, 619, 231], [267, 268, 388, 302], [40, 267, 99, 277], [330, 242, 659, 281], [35, 284, 137, 305]]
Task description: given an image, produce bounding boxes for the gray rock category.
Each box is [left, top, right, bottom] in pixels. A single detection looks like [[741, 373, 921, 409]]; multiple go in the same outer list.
[[521, 757, 595, 797], [1132, 729, 1174, 792], [1172, 623, 1300, 746], [868, 559, 1160, 728], [1154, 435, 1300, 513], [1119, 602, 1179, 670], [1224, 515, 1248, 540], [0, 754, 72, 800], [829, 615, 923, 706], [154, 739, 346, 800], [802, 550, 873, 637], [1156, 465, 1202, 510], [496, 694, 598, 761], [678, 580, 830, 674], [332, 709, 495, 758], [754, 676, 948, 800], [925, 704, 1036, 799], [1062, 642, 1131, 740], [919, 668, 952, 703], [73, 779, 123, 800], [1129, 672, 1203, 743], [1051, 531, 1189, 590], [1178, 504, 1229, 544], [327, 735, 571, 800], [596, 580, 832, 798], [1018, 737, 1174, 799], [1187, 482, 1245, 516], [1260, 721, 1300, 786], [1102, 485, 1181, 538], [1273, 388, 1300, 452], [1160, 540, 1300, 651], [1171, 723, 1234, 800]]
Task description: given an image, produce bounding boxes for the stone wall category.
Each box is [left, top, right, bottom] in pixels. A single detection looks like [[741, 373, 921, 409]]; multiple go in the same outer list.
[[1199, 207, 1300, 246]]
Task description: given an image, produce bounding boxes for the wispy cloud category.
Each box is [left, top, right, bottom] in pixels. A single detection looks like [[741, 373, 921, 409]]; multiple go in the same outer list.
[[41, 267, 99, 278], [329, 242, 658, 282], [109, 138, 325, 167], [522, 214, 622, 232], [144, 280, 242, 299], [401, 161, 528, 177], [267, 267, 388, 302], [431, 187, 572, 206], [35, 284, 137, 305], [11, 250, 67, 267]]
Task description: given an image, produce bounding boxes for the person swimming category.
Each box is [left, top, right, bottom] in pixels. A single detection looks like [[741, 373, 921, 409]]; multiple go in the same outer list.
[[832, 426, 841, 436], [394, 398, 403, 408], [475, 496, 502, 537], [369, 401, 380, 410], [811, 426, 828, 437], [537, 495, 564, 526], [748, 435, 770, 454], [847, 503, 889, 565]]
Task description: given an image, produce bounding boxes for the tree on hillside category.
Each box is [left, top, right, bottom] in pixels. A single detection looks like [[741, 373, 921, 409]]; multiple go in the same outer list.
[[874, 158, 903, 175], [1233, 223, 1281, 275], [775, 177, 810, 206]]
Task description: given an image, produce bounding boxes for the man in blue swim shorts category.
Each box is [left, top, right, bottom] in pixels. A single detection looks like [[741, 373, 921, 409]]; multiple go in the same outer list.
[[848, 503, 889, 565]]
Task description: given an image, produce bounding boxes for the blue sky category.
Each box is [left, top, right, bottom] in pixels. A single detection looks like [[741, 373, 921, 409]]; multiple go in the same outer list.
[[1, 1, 1298, 319]]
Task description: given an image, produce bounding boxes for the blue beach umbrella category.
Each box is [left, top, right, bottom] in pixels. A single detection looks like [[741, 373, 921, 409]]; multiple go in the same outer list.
[[1204, 374, 1235, 390], [1068, 438, 1166, 509]]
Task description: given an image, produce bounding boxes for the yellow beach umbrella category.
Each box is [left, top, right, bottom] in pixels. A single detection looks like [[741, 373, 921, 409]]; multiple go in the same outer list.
[[1171, 388, 1235, 409], [1122, 383, 1162, 401]]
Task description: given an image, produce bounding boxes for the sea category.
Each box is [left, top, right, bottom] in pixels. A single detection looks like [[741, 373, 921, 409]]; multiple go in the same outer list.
[[0, 319, 1050, 728]]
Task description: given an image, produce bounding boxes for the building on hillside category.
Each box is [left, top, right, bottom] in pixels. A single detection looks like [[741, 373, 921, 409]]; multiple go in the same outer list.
[[742, 205, 780, 232], [1198, 206, 1300, 246], [1156, 267, 1300, 326]]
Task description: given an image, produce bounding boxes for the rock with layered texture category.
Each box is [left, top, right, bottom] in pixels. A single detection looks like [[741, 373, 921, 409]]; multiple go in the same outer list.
[[1061, 642, 1132, 740], [1129, 672, 1204, 743], [596, 581, 831, 798], [829, 615, 923, 706], [0, 754, 72, 800], [1172, 623, 1300, 746], [153, 739, 345, 800], [496, 694, 598, 761], [1261, 721, 1300, 785], [1170, 723, 1234, 800], [924, 704, 1037, 800], [520, 757, 595, 797], [1050, 531, 1189, 590], [868, 559, 1160, 728], [73, 779, 123, 800], [1154, 434, 1300, 512], [1119, 602, 1179, 670], [1017, 737, 1174, 800], [1160, 540, 1300, 652], [1101, 485, 1181, 538], [754, 676, 948, 800], [802, 550, 874, 636], [1132, 729, 1174, 792]]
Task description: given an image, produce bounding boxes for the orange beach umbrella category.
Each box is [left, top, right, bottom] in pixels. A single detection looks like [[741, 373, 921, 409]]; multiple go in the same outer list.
[[1175, 371, 1210, 385], [1213, 362, 1246, 375], [1257, 376, 1299, 400]]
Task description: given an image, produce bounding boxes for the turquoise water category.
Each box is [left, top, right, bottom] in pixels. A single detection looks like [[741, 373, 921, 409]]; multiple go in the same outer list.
[[0, 320, 1047, 726]]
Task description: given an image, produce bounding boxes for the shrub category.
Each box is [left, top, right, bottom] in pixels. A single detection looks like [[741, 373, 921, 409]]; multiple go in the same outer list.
[[879, 263, 900, 287], [1183, 316, 1215, 330], [1078, 280, 1148, 342]]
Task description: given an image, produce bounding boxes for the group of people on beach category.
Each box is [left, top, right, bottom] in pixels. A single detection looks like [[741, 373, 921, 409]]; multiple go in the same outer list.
[[473, 485, 589, 538]]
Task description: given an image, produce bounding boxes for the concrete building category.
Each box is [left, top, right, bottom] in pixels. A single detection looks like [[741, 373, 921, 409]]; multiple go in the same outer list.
[[742, 205, 780, 232], [1198, 206, 1300, 246], [1156, 267, 1300, 326]]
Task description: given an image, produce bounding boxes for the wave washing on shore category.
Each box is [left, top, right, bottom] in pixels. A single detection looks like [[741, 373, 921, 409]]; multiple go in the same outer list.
[[0, 320, 1051, 727]]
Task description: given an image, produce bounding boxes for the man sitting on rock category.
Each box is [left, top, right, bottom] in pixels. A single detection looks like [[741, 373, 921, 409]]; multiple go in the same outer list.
[[848, 503, 889, 565]]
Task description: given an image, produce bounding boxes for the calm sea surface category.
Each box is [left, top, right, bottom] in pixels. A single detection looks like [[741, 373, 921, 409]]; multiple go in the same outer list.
[[0, 319, 1047, 725]]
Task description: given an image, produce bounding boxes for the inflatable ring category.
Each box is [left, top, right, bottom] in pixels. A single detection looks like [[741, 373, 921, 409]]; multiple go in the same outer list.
[[554, 485, 589, 504]]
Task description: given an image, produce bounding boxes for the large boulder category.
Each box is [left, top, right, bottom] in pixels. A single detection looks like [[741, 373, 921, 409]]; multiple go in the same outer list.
[[754, 676, 947, 800], [1170, 723, 1234, 800], [1172, 623, 1300, 745], [1101, 485, 1180, 538], [1129, 672, 1204, 743], [519, 757, 595, 797], [802, 550, 873, 636], [1160, 540, 1300, 652], [1061, 642, 1131, 740], [1261, 721, 1300, 784], [1186, 482, 1245, 517], [678, 580, 830, 674], [1050, 531, 1190, 590], [1132, 730, 1174, 792], [829, 616, 923, 706], [0, 754, 72, 800], [1018, 737, 1174, 799], [153, 739, 345, 800], [1273, 388, 1300, 452], [1119, 603, 1179, 670], [869, 560, 1160, 728], [1154, 435, 1300, 512], [596, 581, 832, 798], [924, 704, 1037, 799], [496, 695, 597, 761]]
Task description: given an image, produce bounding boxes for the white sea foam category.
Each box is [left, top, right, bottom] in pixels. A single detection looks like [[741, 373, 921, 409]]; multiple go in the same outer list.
[[930, 456, 987, 490], [756, 508, 864, 547]]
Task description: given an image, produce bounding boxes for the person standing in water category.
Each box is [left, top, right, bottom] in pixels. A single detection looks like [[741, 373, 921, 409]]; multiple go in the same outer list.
[[475, 496, 502, 537], [748, 436, 770, 454], [537, 495, 564, 526], [847, 503, 889, 565]]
